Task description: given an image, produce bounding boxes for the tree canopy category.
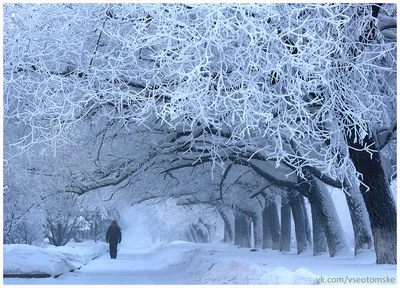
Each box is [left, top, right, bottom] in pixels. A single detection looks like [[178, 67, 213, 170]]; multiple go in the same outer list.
[[4, 4, 396, 185]]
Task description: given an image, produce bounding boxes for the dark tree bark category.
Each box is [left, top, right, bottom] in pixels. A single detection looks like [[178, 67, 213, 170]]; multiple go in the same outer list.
[[217, 206, 235, 244], [343, 179, 373, 255], [310, 204, 327, 256], [237, 207, 263, 249], [280, 195, 291, 252], [300, 175, 349, 257], [189, 226, 198, 243], [58, 223, 63, 245], [347, 134, 397, 264], [203, 222, 213, 243], [93, 220, 98, 243], [289, 192, 308, 254], [197, 219, 211, 243], [252, 212, 263, 249], [223, 226, 230, 243], [234, 212, 252, 248], [266, 199, 281, 250], [193, 225, 201, 243], [262, 205, 273, 249]]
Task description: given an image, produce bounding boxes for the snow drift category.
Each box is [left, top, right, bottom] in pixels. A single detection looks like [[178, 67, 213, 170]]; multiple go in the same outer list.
[[3, 241, 107, 278]]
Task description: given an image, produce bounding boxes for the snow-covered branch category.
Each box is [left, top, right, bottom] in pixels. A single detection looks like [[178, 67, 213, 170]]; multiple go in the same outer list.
[[3, 3, 396, 202], [65, 151, 159, 195]]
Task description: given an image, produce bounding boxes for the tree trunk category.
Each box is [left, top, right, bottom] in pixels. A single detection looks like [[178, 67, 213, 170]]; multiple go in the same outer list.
[[266, 199, 281, 250], [252, 214, 263, 249], [234, 213, 251, 248], [280, 195, 291, 252], [289, 192, 308, 254], [98, 220, 103, 240], [301, 196, 312, 247], [195, 222, 209, 243], [347, 135, 397, 264], [262, 203, 272, 249], [186, 230, 194, 243], [204, 223, 213, 243], [310, 204, 327, 255], [223, 226, 230, 243], [344, 178, 373, 255], [94, 220, 97, 243], [57, 223, 63, 246], [218, 206, 235, 244], [190, 226, 198, 243], [237, 207, 263, 249], [300, 175, 349, 257]]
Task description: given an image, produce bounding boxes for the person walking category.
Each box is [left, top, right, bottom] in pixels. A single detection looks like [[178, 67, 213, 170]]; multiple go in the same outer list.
[[106, 220, 122, 259]]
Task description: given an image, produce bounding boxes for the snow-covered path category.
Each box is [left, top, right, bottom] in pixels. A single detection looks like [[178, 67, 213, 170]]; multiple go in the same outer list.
[[4, 241, 397, 285], [53, 247, 187, 284], [4, 242, 194, 285]]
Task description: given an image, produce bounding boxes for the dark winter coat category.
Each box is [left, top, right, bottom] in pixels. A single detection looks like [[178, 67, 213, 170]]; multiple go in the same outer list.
[[106, 225, 122, 244]]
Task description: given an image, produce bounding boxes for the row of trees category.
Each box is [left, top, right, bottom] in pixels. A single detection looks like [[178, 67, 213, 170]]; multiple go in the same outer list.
[[164, 162, 369, 255], [3, 3, 397, 263]]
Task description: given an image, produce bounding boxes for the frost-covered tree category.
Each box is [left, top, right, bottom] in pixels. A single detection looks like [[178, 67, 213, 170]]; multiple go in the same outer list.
[[3, 181, 45, 245], [44, 193, 85, 246], [3, 147, 49, 245], [4, 3, 396, 263]]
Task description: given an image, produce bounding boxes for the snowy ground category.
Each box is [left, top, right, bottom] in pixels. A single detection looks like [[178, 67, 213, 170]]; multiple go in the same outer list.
[[3, 241, 107, 278], [4, 240, 397, 285]]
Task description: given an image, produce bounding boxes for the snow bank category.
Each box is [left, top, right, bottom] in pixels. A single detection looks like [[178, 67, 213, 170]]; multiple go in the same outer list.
[[184, 254, 318, 284], [163, 244, 321, 284], [46, 241, 108, 269], [3, 241, 107, 278], [192, 258, 253, 284], [259, 267, 319, 285], [3, 244, 74, 278], [170, 248, 265, 284]]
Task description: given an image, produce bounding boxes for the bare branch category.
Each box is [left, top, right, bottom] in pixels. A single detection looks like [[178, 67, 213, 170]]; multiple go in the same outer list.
[[249, 182, 273, 199], [219, 162, 233, 201]]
